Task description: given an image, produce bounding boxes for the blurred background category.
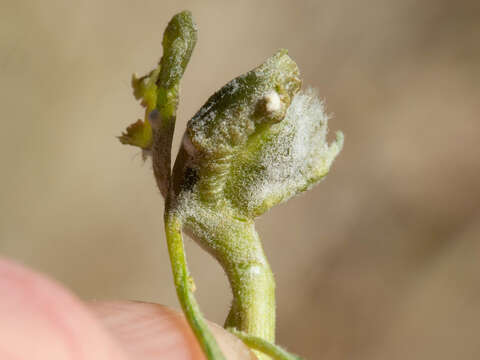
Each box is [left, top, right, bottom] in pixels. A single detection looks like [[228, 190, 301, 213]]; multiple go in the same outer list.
[[1, 0, 479, 359]]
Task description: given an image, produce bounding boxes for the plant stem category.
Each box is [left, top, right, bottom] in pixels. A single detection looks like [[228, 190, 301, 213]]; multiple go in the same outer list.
[[164, 210, 226, 360], [229, 328, 304, 360], [222, 231, 275, 344], [224, 247, 275, 360], [182, 204, 276, 360]]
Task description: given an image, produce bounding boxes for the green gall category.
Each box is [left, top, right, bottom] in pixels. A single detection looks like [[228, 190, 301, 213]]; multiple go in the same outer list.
[[174, 53, 342, 218]]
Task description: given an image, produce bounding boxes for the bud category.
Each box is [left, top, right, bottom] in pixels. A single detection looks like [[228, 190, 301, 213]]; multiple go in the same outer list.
[[120, 10, 198, 195]]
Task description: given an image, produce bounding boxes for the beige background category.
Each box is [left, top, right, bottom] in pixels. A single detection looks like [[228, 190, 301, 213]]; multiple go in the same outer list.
[[1, 0, 479, 359]]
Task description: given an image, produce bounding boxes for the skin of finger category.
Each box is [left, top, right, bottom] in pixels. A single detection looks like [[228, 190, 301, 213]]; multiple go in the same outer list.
[[0, 257, 128, 360], [88, 301, 258, 360], [0, 256, 256, 360]]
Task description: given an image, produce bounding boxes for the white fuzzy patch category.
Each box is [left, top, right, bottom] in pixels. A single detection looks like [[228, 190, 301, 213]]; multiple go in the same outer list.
[[244, 88, 343, 212], [264, 91, 282, 113]]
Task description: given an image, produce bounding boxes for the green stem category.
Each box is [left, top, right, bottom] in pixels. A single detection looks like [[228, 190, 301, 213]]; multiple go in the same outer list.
[[222, 234, 275, 343], [164, 211, 226, 360], [183, 205, 276, 359], [224, 251, 275, 360], [229, 328, 304, 360]]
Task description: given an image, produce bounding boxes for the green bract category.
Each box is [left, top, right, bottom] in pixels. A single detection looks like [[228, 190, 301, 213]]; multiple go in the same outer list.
[[119, 10, 343, 360]]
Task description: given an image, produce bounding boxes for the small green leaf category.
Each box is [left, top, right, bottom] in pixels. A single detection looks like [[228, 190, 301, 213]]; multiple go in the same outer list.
[[131, 67, 161, 111], [118, 119, 152, 149], [119, 68, 160, 150]]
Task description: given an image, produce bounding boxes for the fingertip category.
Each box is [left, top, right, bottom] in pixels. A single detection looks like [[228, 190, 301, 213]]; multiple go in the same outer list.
[[0, 257, 127, 360], [89, 301, 205, 359], [88, 301, 257, 360], [0, 258, 256, 359]]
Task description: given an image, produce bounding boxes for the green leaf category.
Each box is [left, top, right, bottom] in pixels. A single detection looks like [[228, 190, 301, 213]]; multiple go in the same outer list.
[[118, 119, 152, 150], [131, 68, 161, 111], [118, 69, 160, 150]]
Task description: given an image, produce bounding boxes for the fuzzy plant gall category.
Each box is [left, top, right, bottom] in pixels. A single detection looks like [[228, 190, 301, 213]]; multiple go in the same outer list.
[[119, 10, 342, 360]]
